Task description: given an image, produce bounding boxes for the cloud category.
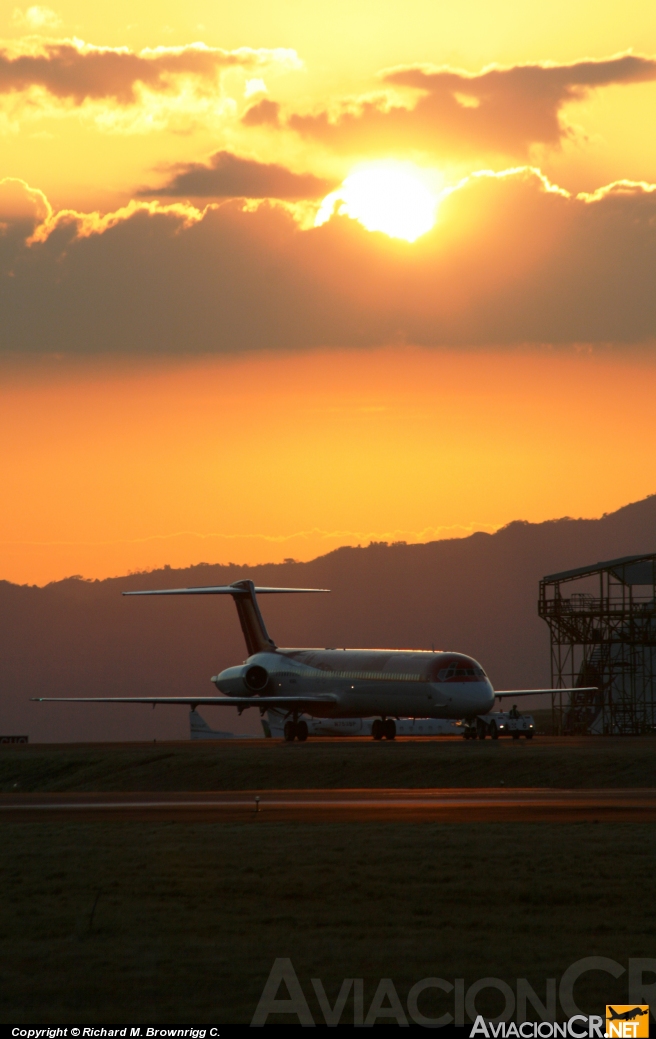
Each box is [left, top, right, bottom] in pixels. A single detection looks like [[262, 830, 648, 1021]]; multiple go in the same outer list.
[[0, 176, 50, 225], [250, 53, 656, 159], [242, 98, 281, 127], [12, 6, 61, 29], [2, 168, 656, 354], [0, 38, 300, 106], [244, 78, 267, 99], [0, 37, 300, 132], [139, 150, 336, 199]]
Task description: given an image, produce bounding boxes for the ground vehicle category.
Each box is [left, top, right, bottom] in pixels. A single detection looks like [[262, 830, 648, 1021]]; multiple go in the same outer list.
[[463, 710, 535, 740]]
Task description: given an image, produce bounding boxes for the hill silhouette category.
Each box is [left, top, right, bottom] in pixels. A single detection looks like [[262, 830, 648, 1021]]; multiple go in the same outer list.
[[1, 495, 655, 742]]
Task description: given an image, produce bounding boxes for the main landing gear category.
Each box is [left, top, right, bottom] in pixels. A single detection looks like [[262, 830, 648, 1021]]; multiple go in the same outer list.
[[462, 721, 487, 740], [372, 718, 396, 741], [284, 719, 308, 742]]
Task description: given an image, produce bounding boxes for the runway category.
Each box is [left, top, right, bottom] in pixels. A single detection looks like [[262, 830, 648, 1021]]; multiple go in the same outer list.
[[1, 787, 655, 821]]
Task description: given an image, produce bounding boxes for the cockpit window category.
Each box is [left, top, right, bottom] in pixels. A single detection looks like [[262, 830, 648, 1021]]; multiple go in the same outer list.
[[437, 664, 486, 681]]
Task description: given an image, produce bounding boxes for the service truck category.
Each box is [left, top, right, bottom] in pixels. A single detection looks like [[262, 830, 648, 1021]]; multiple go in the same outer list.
[[463, 710, 535, 740]]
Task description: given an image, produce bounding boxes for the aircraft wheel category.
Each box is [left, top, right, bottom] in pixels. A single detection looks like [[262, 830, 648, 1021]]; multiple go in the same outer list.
[[490, 723, 499, 740], [525, 732, 533, 740], [512, 733, 520, 740], [296, 720, 308, 742], [372, 719, 384, 741], [384, 719, 396, 740], [284, 720, 297, 742]]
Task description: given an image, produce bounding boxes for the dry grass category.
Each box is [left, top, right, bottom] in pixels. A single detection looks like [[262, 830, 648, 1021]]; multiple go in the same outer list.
[[1, 736, 656, 792], [1, 820, 654, 1023]]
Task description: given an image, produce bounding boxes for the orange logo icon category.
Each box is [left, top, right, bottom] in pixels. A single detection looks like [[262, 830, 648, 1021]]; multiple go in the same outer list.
[[606, 1006, 650, 1038]]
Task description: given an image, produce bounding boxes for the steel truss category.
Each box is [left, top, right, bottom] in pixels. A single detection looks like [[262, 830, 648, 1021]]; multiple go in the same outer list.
[[538, 553, 656, 735]]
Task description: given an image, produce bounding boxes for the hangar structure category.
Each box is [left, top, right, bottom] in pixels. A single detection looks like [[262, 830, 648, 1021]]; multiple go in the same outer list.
[[538, 553, 656, 735]]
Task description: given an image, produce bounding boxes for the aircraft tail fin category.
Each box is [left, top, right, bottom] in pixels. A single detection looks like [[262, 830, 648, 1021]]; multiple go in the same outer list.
[[232, 581, 277, 654], [123, 580, 329, 656], [189, 710, 234, 740]]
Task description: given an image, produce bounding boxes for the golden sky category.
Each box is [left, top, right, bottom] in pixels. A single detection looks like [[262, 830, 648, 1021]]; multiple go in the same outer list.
[[1, 0, 656, 584]]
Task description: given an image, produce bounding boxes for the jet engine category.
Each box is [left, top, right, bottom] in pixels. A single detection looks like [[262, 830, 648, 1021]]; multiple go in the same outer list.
[[243, 665, 269, 692]]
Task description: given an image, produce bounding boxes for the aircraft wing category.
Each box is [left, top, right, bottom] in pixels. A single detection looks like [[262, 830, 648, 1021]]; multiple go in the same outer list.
[[31, 695, 338, 709], [495, 687, 597, 699]]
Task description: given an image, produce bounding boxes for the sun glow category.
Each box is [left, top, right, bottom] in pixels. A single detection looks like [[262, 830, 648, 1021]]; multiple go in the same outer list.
[[316, 164, 438, 242]]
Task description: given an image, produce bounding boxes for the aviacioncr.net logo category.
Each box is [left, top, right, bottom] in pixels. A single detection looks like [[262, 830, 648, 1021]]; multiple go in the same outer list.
[[606, 1006, 650, 1038]]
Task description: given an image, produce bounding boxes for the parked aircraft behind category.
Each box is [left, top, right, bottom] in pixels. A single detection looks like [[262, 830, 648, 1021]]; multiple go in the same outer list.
[[189, 710, 258, 740], [262, 708, 462, 738], [33, 581, 595, 742]]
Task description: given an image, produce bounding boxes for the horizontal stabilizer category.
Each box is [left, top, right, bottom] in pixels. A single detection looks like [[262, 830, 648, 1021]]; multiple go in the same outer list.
[[122, 585, 329, 597], [122, 580, 329, 655], [495, 687, 598, 698]]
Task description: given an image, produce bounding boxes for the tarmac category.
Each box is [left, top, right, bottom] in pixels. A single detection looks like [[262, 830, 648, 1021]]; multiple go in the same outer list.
[[1, 787, 655, 822]]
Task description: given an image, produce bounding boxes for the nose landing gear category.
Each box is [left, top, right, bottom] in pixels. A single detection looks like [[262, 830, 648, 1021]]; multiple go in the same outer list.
[[372, 718, 396, 741]]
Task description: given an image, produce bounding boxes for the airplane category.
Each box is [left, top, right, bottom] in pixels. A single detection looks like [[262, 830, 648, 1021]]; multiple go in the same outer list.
[[189, 710, 259, 740], [262, 708, 462, 738], [32, 579, 596, 742], [607, 1009, 649, 1021], [190, 707, 460, 739]]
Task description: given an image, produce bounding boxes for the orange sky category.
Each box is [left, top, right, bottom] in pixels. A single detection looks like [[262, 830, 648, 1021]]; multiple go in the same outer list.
[[2, 346, 655, 585], [2, 1, 656, 585]]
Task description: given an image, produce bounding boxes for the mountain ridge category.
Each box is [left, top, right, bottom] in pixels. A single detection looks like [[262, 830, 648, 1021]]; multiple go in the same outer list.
[[2, 493, 655, 741]]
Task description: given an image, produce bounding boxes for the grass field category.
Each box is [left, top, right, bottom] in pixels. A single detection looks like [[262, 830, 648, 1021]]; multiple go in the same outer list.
[[1, 820, 654, 1024], [1, 736, 655, 792], [2, 740, 655, 1024]]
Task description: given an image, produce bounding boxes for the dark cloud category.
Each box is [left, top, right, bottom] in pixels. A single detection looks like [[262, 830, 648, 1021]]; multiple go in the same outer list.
[[242, 98, 281, 127], [271, 54, 656, 158], [0, 39, 297, 105], [2, 169, 656, 354], [140, 150, 335, 199]]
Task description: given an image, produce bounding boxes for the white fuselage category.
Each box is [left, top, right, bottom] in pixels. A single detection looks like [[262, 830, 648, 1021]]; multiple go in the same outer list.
[[215, 648, 495, 721]]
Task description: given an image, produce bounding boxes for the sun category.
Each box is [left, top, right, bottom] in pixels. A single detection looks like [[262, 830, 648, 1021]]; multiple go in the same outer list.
[[315, 164, 438, 242]]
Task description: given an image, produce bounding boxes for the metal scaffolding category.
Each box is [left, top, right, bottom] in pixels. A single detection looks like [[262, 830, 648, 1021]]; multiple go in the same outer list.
[[538, 553, 656, 735]]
